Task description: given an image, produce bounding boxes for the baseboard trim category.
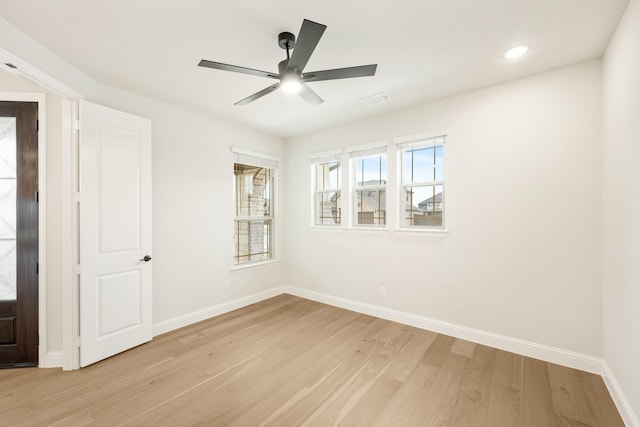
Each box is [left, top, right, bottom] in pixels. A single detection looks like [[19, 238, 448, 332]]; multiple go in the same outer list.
[[603, 361, 640, 427], [152, 286, 287, 336], [41, 351, 64, 368], [282, 286, 603, 374]]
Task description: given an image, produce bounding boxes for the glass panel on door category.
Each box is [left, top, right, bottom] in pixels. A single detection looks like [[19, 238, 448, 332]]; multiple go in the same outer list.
[[0, 117, 16, 301]]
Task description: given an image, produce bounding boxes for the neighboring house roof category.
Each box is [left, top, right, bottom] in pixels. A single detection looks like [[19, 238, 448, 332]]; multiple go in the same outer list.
[[418, 192, 443, 209]]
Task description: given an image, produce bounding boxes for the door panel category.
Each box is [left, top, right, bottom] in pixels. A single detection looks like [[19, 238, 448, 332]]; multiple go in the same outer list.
[[0, 101, 38, 367], [98, 125, 141, 252], [79, 100, 152, 367], [98, 270, 141, 335]]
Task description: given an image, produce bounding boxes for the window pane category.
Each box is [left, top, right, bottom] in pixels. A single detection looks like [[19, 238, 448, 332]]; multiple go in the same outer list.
[[316, 161, 340, 190], [233, 219, 272, 264], [355, 189, 385, 225], [405, 146, 436, 183], [356, 155, 386, 186], [402, 185, 443, 227], [0, 117, 16, 300], [316, 191, 341, 225], [234, 163, 273, 217]]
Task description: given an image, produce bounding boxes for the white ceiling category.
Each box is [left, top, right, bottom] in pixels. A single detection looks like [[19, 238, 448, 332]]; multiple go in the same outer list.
[[0, 0, 629, 138]]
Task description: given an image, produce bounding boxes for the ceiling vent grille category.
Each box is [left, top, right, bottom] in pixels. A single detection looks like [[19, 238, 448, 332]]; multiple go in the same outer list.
[[360, 92, 390, 107]]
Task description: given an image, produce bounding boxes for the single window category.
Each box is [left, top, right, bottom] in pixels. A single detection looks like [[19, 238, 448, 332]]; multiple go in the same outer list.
[[233, 150, 277, 265], [312, 154, 342, 225], [399, 136, 445, 228], [350, 146, 387, 226]]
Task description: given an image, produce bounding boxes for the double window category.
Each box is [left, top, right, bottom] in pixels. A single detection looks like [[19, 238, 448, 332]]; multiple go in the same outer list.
[[233, 149, 277, 265], [311, 134, 445, 230]]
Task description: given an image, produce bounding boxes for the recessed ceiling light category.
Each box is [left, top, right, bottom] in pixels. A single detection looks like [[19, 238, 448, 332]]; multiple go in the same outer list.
[[503, 45, 530, 60]]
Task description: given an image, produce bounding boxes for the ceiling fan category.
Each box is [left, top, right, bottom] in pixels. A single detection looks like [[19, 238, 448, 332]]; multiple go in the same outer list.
[[198, 19, 377, 105]]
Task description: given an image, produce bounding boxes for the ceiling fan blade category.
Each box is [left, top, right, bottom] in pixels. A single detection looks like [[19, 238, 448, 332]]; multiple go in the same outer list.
[[234, 83, 280, 105], [303, 64, 377, 82], [287, 19, 326, 73], [298, 83, 324, 105], [198, 60, 279, 79]]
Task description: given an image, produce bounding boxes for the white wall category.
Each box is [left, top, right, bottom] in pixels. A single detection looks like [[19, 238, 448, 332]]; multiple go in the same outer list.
[[0, 70, 65, 355], [285, 60, 603, 357], [96, 84, 286, 327], [602, 0, 640, 423], [0, 16, 96, 99]]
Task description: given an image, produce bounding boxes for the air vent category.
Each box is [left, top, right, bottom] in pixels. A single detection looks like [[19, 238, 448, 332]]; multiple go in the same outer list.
[[360, 92, 390, 107], [4, 63, 17, 69]]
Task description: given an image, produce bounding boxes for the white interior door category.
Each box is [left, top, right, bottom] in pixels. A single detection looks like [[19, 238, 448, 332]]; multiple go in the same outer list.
[[79, 100, 152, 367]]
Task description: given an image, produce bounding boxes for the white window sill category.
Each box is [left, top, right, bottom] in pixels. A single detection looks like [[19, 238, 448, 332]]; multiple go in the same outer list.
[[392, 228, 449, 236], [231, 259, 281, 272], [308, 225, 344, 232], [346, 226, 388, 233]]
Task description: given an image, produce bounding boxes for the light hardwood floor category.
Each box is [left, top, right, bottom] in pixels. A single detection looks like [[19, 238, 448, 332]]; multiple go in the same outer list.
[[0, 295, 624, 426]]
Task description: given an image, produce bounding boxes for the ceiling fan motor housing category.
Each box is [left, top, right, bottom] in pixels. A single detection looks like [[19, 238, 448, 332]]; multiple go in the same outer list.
[[278, 32, 295, 50]]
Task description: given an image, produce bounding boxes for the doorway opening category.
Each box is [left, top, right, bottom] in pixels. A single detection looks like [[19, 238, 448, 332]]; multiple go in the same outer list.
[[0, 101, 39, 368]]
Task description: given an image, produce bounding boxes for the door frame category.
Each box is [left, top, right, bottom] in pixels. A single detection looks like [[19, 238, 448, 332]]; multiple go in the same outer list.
[[61, 99, 80, 370], [0, 92, 47, 367]]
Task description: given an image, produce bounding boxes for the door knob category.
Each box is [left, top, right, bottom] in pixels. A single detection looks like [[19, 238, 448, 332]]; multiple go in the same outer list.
[[139, 255, 152, 262]]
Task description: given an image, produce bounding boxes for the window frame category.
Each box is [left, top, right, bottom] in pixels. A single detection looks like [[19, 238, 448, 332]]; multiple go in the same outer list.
[[232, 148, 278, 266], [397, 135, 446, 230], [349, 145, 388, 228], [311, 150, 343, 227]]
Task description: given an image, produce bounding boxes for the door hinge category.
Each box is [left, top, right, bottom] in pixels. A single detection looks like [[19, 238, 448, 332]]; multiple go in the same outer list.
[[35, 190, 39, 203], [74, 264, 81, 275], [73, 192, 80, 203], [36, 262, 39, 275], [73, 119, 80, 131], [36, 119, 39, 132], [74, 336, 81, 348]]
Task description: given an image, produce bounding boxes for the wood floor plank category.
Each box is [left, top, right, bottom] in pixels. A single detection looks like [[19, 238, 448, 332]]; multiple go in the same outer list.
[[486, 383, 521, 427], [448, 344, 497, 426], [337, 375, 402, 427], [492, 349, 522, 390], [522, 357, 567, 427], [374, 362, 439, 426], [0, 295, 625, 426], [420, 333, 456, 368], [378, 329, 437, 383], [451, 338, 477, 358], [577, 369, 626, 427], [303, 331, 412, 426], [548, 363, 597, 425]]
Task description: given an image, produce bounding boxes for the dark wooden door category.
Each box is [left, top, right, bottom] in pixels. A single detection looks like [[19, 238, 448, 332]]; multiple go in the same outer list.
[[0, 101, 38, 368]]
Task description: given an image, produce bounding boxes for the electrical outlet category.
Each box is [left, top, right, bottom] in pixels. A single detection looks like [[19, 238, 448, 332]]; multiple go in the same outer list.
[[223, 281, 230, 292], [379, 286, 386, 297]]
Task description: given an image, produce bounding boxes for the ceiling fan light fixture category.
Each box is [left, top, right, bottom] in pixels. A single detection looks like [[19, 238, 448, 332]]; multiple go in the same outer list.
[[198, 19, 377, 105], [281, 73, 302, 93], [503, 45, 530, 60]]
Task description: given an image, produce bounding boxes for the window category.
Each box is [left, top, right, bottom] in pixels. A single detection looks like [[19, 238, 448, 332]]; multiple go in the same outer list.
[[398, 136, 445, 228], [350, 146, 387, 226], [233, 149, 277, 265], [312, 152, 342, 225]]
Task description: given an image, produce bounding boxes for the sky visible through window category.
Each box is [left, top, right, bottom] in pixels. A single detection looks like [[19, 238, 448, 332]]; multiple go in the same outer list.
[[356, 155, 387, 185], [355, 147, 443, 203]]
